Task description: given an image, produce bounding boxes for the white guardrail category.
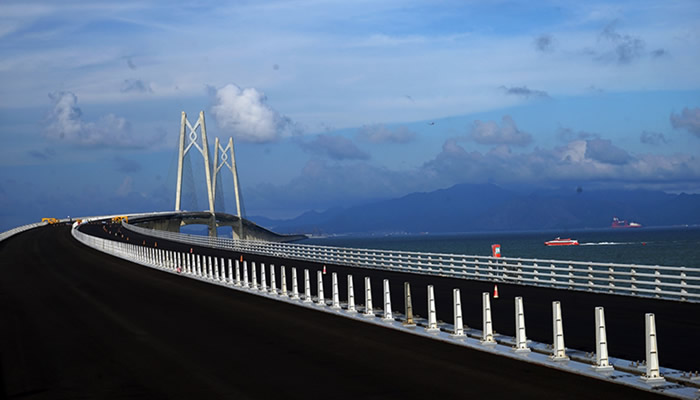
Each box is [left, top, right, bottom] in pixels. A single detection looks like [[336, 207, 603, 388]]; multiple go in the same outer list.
[[122, 222, 700, 303], [73, 220, 700, 398], [0, 221, 47, 242]]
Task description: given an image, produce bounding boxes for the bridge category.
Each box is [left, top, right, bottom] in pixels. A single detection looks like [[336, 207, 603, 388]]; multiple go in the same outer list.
[[1, 112, 699, 399]]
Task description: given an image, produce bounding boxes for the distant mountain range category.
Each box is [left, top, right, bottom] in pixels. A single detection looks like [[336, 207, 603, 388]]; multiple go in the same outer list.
[[250, 183, 700, 235]]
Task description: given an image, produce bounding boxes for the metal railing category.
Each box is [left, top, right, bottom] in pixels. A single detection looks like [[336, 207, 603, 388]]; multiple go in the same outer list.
[[123, 222, 700, 303], [0, 221, 47, 243]]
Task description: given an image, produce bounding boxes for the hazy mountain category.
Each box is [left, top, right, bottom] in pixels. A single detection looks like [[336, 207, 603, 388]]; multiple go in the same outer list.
[[250, 184, 700, 234]]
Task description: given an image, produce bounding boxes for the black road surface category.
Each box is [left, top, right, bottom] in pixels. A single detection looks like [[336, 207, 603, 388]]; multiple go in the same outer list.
[[0, 224, 680, 399]]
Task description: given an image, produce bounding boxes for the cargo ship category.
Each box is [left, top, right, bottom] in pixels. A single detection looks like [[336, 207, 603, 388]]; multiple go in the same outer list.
[[544, 238, 579, 246], [611, 217, 642, 228]]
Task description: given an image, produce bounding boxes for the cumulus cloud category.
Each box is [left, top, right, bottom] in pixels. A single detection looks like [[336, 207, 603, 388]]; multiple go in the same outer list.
[[422, 137, 699, 189], [584, 139, 634, 165], [248, 133, 700, 217], [300, 134, 369, 160], [470, 115, 532, 146], [209, 83, 296, 143], [640, 131, 668, 145], [44, 91, 161, 148], [670, 107, 700, 137], [556, 127, 599, 142], [356, 124, 416, 144], [120, 79, 152, 93], [500, 85, 549, 99], [534, 34, 555, 52], [597, 22, 645, 64]]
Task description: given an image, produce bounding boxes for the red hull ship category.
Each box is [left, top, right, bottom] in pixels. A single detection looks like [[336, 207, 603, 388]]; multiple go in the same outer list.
[[612, 217, 642, 228]]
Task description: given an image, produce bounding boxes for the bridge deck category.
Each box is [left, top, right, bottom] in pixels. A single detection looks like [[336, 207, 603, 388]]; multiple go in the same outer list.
[[0, 224, 678, 399]]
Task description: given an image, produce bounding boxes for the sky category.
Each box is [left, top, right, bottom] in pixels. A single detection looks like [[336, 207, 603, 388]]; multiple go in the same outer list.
[[1, 0, 700, 230]]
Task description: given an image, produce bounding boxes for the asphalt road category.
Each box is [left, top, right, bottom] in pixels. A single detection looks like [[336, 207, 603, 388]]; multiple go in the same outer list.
[[0, 224, 677, 399], [85, 222, 700, 372]]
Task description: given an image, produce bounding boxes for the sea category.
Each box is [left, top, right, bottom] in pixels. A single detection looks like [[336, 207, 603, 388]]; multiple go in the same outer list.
[[299, 227, 700, 268]]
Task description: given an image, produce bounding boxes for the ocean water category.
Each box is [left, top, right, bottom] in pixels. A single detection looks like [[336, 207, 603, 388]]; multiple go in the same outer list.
[[300, 227, 700, 268]]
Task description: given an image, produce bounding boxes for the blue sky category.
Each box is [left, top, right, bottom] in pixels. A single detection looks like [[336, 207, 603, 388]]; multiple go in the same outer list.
[[1, 0, 699, 230]]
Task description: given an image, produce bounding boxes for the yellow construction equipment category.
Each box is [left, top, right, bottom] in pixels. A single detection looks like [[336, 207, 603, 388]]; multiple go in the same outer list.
[[111, 216, 129, 224], [42, 218, 59, 224]]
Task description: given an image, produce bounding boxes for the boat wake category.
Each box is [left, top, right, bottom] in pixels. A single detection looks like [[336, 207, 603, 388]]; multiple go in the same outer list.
[[580, 241, 634, 246]]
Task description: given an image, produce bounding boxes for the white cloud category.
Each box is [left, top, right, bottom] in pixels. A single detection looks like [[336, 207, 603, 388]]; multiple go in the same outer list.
[[356, 124, 416, 144], [470, 116, 533, 146], [44, 91, 162, 148], [210, 83, 296, 143], [670, 107, 700, 137]]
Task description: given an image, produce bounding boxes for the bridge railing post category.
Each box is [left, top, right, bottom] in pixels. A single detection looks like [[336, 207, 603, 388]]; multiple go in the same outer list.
[[281, 266, 287, 296], [317, 270, 325, 306], [404, 282, 414, 325], [514, 296, 529, 352], [593, 306, 613, 371], [642, 313, 665, 383], [551, 301, 569, 360], [481, 292, 495, 344], [383, 279, 392, 320], [347, 275, 356, 312], [363, 277, 373, 316], [291, 267, 299, 299], [331, 272, 340, 309], [427, 285, 438, 331], [452, 288, 464, 336], [269, 264, 276, 294]]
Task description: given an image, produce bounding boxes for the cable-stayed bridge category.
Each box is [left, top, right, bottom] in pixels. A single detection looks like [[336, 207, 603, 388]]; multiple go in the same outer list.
[[1, 112, 699, 399]]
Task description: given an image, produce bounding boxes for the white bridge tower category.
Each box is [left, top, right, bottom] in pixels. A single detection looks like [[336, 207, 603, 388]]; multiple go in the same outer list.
[[174, 111, 245, 238]]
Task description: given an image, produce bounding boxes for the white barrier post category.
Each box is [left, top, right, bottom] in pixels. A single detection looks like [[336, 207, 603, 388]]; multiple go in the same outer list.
[[481, 292, 495, 344], [235, 260, 241, 286], [551, 301, 569, 360], [269, 264, 276, 294], [317, 271, 325, 306], [303, 269, 312, 302], [242, 261, 249, 288], [220, 258, 225, 281], [331, 272, 340, 309], [642, 313, 665, 383], [593, 307, 613, 371], [197, 255, 202, 276], [452, 288, 464, 336], [404, 282, 415, 326], [251, 262, 258, 290], [227, 259, 233, 284], [427, 285, 439, 331], [383, 279, 393, 321], [514, 296, 530, 352], [213, 257, 219, 280], [347, 275, 356, 312], [260, 263, 267, 291], [291, 267, 299, 299], [363, 277, 373, 317], [281, 266, 288, 296]]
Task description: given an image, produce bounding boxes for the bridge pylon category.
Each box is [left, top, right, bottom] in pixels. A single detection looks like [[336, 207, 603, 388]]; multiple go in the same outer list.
[[213, 136, 245, 239], [175, 111, 217, 237]]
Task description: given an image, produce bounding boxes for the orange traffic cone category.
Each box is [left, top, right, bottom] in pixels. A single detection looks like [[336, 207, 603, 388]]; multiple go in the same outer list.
[[493, 284, 499, 299]]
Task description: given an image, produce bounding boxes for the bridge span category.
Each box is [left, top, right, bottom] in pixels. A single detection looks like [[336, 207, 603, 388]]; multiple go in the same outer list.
[[2, 223, 690, 399]]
